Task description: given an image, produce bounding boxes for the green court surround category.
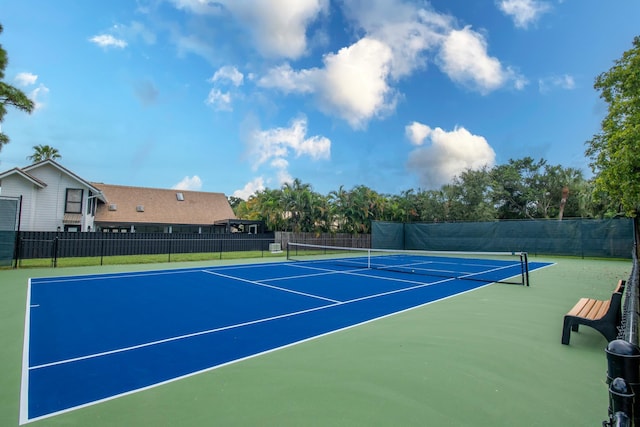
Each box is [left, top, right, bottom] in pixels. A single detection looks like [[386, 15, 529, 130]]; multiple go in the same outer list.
[[0, 256, 630, 426]]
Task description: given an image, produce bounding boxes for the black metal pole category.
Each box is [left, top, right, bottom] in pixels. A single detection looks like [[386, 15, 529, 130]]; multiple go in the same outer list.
[[12, 196, 23, 269], [100, 237, 105, 266], [53, 236, 59, 268], [634, 217, 640, 260], [13, 235, 21, 269]]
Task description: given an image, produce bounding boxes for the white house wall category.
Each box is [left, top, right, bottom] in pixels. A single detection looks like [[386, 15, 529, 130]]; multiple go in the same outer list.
[[27, 164, 92, 231], [1, 164, 96, 231]]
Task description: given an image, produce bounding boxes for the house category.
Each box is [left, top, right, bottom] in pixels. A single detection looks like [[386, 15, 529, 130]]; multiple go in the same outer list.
[[0, 159, 106, 232], [92, 183, 236, 233], [0, 160, 240, 233]]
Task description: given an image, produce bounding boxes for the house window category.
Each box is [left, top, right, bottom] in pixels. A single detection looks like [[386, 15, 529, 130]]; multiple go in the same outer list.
[[65, 188, 83, 213]]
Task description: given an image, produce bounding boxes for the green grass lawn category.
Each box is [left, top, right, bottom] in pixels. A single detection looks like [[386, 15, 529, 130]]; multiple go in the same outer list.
[[9, 250, 286, 269]]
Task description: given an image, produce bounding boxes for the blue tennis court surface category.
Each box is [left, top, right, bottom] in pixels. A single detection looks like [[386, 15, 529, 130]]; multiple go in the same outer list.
[[20, 256, 551, 423]]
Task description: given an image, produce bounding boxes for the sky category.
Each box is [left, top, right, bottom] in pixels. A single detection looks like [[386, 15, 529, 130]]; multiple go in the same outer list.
[[1, 0, 639, 200]]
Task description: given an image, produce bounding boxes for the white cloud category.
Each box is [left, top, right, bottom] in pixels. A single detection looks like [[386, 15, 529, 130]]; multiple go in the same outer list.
[[219, 0, 328, 59], [245, 117, 330, 185], [172, 175, 203, 191], [259, 38, 396, 129], [248, 117, 330, 168], [405, 121, 432, 146], [15, 72, 38, 86], [13, 72, 48, 110], [497, 0, 551, 29], [437, 26, 524, 94], [233, 177, 265, 200], [210, 66, 244, 87], [538, 74, 576, 93], [170, 0, 327, 59], [406, 124, 496, 189], [89, 34, 128, 49], [275, 167, 294, 187], [206, 67, 244, 111], [29, 84, 50, 111], [270, 157, 289, 170], [340, 0, 450, 79], [258, 64, 317, 94], [317, 38, 396, 129], [170, 0, 225, 15], [173, 33, 216, 60], [205, 89, 233, 111], [114, 21, 157, 45], [513, 74, 529, 90]]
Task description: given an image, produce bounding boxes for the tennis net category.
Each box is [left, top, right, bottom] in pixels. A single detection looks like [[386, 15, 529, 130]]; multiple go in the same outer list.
[[286, 242, 530, 286]]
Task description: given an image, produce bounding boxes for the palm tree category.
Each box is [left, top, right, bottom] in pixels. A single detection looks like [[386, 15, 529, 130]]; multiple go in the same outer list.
[[27, 144, 61, 162], [329, 185, 350, 232]]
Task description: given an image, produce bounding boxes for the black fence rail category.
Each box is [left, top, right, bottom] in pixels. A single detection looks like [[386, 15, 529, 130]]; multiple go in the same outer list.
[[16, 231, 276, 266]]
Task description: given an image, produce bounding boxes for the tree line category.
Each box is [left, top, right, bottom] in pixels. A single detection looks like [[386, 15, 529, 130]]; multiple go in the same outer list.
[[229, 156, 621, 234]]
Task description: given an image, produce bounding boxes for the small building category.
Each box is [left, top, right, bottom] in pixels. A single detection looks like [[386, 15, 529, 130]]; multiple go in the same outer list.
[[213, 218, 266, 234]]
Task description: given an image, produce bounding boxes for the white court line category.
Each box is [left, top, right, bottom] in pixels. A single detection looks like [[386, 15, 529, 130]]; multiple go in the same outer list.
[[29, 262, 289, 285], [31, 269, 202, 284], [200, 270, 341, 303], [259, 267, 362, 282], [19, 278, 32, 425]]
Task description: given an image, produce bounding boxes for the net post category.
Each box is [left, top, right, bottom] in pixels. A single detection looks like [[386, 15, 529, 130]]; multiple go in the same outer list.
[[520, 252, 530, 287], [367, 249, 371, 269]]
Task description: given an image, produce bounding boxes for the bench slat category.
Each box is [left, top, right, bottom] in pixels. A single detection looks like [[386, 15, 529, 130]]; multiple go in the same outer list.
[[594, 301, 611, 319], [577, 300, 606, 320], [572, 299, 598, 318], [567, 298, 590, 317]]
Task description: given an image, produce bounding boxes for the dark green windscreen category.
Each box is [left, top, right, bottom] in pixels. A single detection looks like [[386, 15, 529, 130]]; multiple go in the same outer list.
[[372, 219, 633, 258]]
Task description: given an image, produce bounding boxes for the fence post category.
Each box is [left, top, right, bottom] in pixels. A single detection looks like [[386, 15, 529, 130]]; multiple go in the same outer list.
[[52, 236, 59, 268], [13, 233, 21, 269]]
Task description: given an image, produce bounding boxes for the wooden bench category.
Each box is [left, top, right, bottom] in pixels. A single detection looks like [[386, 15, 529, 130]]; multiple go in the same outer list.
[[561, 280, 626, 345]]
